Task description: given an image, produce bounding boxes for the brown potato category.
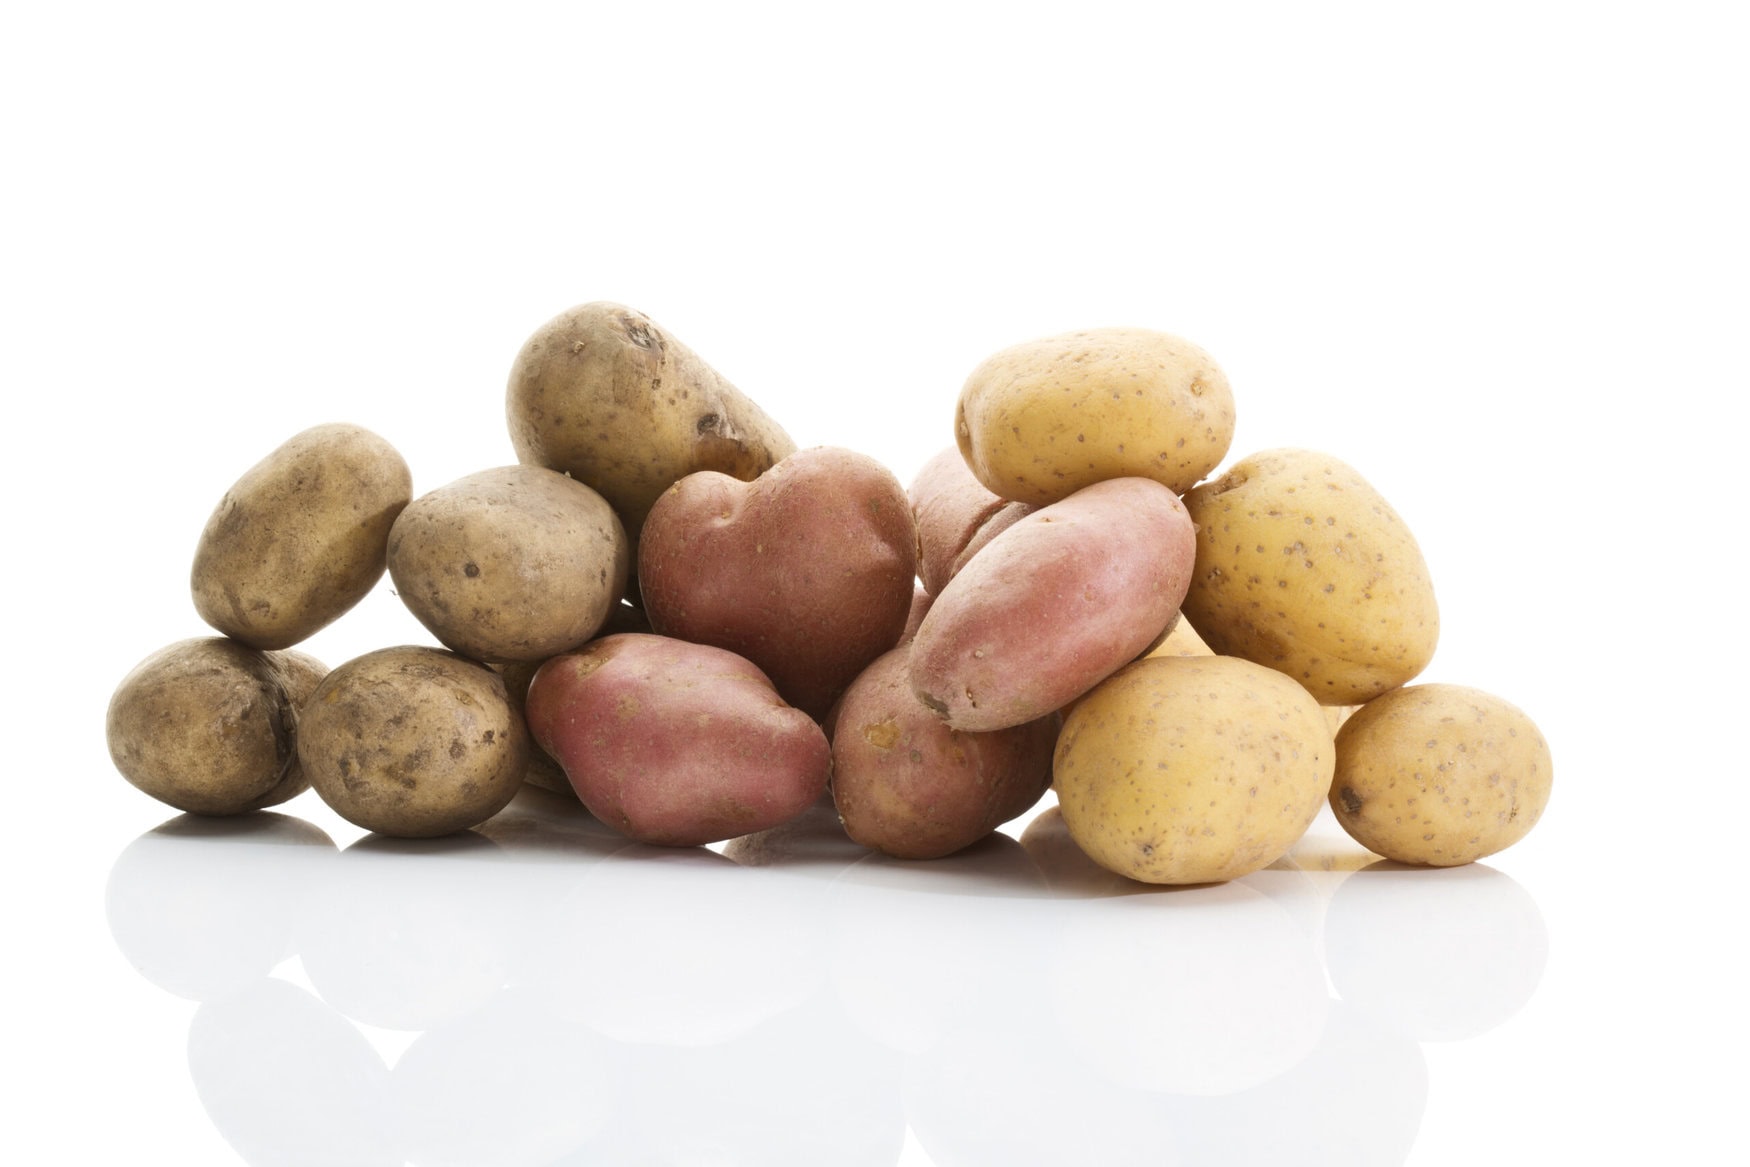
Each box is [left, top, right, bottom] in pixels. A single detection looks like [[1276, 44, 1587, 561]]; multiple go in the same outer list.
[[1329, 684, 1552, 866], [387, 465, 629, 663], [832, 646, 1059, 859], [1181, 448, 1439, 705], [191, 423, 412, 650], [299, 647, 529, 837], [107, 638, 327, 815], [908, 446, 1033, 596], [639, 446, 917, 720], [492, 659, 577, 799], [525, 634, 830, 846], [506, 302, 797, 544], [909, 477, 1196, 732]]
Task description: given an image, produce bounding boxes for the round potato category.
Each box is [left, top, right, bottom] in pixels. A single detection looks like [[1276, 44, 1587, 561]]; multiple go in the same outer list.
[[1329, 684, 1552, 866], [506, 302, 797, 544], [832, 646, 1059, 859], [387, 465, 629, 663], [107, 638, 327, 815], [639, 446, 917, 720], [1054, 655, 1334, 884], [1181, 448, 1439, 705], [191, 423, 412, 650], [955, 327, 1235, 506], [526, 634, 830, 846], [299, 647, 529, 837]]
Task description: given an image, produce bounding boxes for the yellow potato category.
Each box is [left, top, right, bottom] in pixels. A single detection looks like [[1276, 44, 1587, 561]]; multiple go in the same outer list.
[[955, 327, 1235, 506], [1054, 655, 1334, 884], [1329, 684, 1552, 866], [1180, 448, 1438, 705]]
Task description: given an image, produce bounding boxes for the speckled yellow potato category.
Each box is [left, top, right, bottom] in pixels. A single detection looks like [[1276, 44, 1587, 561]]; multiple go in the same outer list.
[[1054, 655, 1334, 884], [1330, 684, 1552, 865], [191, 423, 412, 650], [955, 327, 1234, 506], [1181, 448, 1438, 705]]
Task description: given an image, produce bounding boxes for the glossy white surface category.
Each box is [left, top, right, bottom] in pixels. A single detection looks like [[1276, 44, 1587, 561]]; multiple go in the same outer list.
[[6, 3, 1746, 1164]]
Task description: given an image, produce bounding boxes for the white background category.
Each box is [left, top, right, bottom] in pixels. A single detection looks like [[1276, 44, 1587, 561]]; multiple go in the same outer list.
[[4, 1, 1746, 1164]]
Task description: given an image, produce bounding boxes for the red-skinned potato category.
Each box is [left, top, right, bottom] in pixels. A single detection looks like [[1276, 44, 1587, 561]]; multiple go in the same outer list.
[[525, 634, 830, 846], [909, 477, 1196, 732], [637, 447, 917, 720], [832, 647, 1059, 859], [909, 447, 1033, 597]]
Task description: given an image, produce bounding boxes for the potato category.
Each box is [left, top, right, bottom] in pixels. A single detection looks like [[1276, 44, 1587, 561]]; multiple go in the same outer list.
[[955, 327, 1235, 506], [1146, 611, 1213, 658], [639, 446, 916, 720], [506, 302, 797, 544], [525, 634, 830, 846], [909, 477, 1195, 732], [106, 638, 327, 815], [1054, 655, 1334, 884], [1329, 684, 1552, 866], [492, 659, 577, 799], [909, 447, 1033, 596], [191, 423, 412, 650], [386, 465, 629, 663], [832, 646, 1059, 859], [1181, 448, 1439, 705], [298, 647, 529, 837]]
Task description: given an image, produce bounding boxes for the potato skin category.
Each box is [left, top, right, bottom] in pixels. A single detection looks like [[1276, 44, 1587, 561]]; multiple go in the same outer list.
[[387, 465, 629, 663], [1055, 655, 1334, 884], [832, 647, 1058, 859], [107, 638, 327, 815], [506, 302, 797, 542], [909, 447, 1033, 596], [909, 477, 1195, 732], [191, 423, 412, 650], [1329, 684, 1552, 866], [299, 647, 528, 837], [955, 327, 1235, 506], [639, 447, 917, 720], [525, 634, 830, 846], [1181, 448, 1439, 705], [492, 659, 577, 798]]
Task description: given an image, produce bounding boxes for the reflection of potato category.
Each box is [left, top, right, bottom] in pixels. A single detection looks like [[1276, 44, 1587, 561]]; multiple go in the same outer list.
[[1181, 449, 1438, 705], [1330, 683, 1552, 865], [1051, 885, 1330, 1095], [1055, 655, 1333, 884]]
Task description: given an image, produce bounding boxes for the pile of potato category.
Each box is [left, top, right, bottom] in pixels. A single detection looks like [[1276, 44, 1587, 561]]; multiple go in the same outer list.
[[107, 302, 1553, 882]]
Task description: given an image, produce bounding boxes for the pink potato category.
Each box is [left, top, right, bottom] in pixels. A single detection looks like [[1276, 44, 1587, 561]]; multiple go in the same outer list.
[[525, 634, 830, 846], [909, 477, 1196, 732], [909, 447, 1034, 596], [833, 646, 1059, 859], [637, 446, 917, 720]]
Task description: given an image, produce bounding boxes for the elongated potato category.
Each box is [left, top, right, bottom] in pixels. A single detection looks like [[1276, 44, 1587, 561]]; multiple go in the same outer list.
[[506, 302, 796, 542], [909, 447, 1033, 596], [956, 327, 1234, 506], [191, 423, 412, 650], [909, 477, 1195, 732], [1181, 448, 1439, 705]]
